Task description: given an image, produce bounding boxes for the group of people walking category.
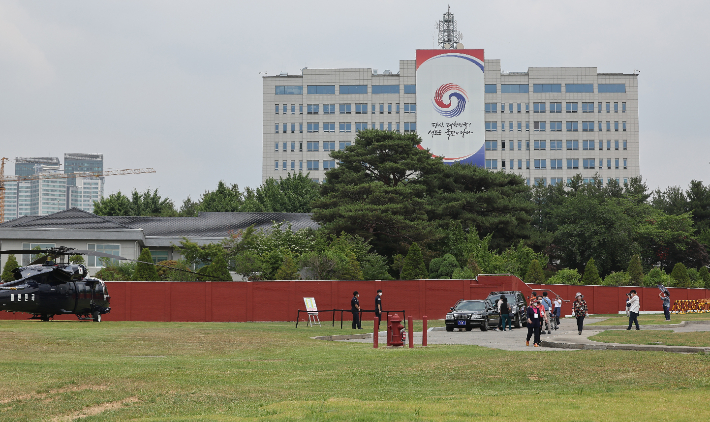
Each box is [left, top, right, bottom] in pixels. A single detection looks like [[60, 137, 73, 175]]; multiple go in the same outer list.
[[525, 291, 567, 347]]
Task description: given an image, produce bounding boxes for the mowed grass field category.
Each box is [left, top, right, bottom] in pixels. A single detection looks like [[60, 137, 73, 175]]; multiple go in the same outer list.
[[0, 320, 709, 421], [587, 313, 710, 326]]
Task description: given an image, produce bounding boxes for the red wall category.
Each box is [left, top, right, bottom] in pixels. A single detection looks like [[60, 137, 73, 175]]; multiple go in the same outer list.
[[2, 278, 707, 322]]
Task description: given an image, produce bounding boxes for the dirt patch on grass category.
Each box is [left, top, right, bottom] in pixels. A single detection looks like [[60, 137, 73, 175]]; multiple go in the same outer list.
[[51, 397, 138, 422], [0, 385, 108, 405]]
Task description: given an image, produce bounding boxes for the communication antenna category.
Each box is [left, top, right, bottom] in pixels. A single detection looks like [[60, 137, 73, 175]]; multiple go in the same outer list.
[[436, 5, 463, 49]]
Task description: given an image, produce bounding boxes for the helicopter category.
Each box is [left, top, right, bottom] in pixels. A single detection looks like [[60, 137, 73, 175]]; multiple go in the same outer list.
[[0, 246, 216, 322]]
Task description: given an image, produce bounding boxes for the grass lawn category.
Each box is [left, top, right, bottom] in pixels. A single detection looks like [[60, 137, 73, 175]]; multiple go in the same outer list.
[[589, 330, 710, 348], [587, 312, 710, 326], [0, 320, 709, 421]]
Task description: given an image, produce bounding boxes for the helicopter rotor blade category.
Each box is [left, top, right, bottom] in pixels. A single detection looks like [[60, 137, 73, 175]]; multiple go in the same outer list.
[[132, 260, 224, 280]]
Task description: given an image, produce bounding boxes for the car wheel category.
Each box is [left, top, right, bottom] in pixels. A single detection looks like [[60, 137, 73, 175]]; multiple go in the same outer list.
[[514, 315, 521, 328], [92, 311, 101, 322], [446, 326, 454, 332], [480, 318, 489, 331]]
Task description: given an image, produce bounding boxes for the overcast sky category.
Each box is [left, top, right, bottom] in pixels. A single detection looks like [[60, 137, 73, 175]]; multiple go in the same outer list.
[[1, 0, 708, 205]]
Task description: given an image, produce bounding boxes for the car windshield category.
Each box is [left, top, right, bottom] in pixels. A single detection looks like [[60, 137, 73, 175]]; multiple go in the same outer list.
[[454, 301, 486, 311], [489, 294, 516, 303]]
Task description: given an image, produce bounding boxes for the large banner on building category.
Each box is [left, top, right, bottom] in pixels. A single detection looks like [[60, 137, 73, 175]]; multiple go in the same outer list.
[[416, 49, 484, 166]]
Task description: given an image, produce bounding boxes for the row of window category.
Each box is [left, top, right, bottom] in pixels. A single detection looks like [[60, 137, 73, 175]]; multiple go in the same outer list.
[[274, 141, 353, 152], [526, 177, 629, 187], [274, 159, 336, 171], [274, 122, 416, 134], [486, 121, 627, 132], [485, 140, 628, 151], [485, 158, 628, 170], [275, 85, 417, 95], [276, 103, 416, 115], [486, 102, 626, 114], [485, 83, 626, 94]]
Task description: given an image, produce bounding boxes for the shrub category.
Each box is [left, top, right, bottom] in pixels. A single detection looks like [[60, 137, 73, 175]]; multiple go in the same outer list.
[[581, 258, 602, 285], [400, 243, 427, 280], [602, 271, 631, 286], [133, 248, 159, 281], [627, 254, 643, 285], [429, 254, 460, 279], [700, 266, 710, 289], [642, 268, 672, 287], [546, 269, 581, 285], [1, 254, 19, 282], [524, 259, 545, 284], [670, 263, 690, 288], [362, 254, 392, 280]]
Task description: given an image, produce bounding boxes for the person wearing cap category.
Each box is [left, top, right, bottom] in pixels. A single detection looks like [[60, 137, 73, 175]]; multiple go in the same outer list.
[[375, 289, 383, 330], [573, 292, 588, 335], [627, 290, 640, 330], [351, 291, 361, 329]]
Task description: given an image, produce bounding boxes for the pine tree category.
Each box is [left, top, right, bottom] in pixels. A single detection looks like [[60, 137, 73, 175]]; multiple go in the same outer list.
[[627, 254, 644, 286], [524, 259, 545, 284], [274, 255, 299, 280], [1, 254, 19, 282], [133, 248, 159, 281], [400, 243, 427, 280], [466, 257, 481, 278], [670, 263, 690, 288], [581, 258, 602, 285], [699, 266, 710, 289], [201, 253, 232, 281]]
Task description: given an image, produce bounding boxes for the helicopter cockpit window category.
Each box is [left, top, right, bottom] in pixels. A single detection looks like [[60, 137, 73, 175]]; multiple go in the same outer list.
[[86, 244, 120, 267], [21, 243, 56, 266]]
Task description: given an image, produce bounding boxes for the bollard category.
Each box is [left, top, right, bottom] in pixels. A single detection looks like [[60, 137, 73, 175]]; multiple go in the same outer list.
[[422, 315, 428, 347], [373, 317, 379, 348], [408, 316, 414, 348]]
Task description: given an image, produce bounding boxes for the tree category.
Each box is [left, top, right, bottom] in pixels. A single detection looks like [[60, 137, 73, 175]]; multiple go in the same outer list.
[[670, 263, 690, 288], [1, 254, 19, 282], [198, 253, 232, 281], [400, 243, 427, 280], [69, 255, 85, 265], [361, 254, 393, 280], [602, 271, 631, 286], [699, 266, 710, 289], [179, 196, 200, 217], [198, 181, 245, 212], [134, 248, 159, 281], [627, 254, 644, 286], [546, 269, 581, 285], [524, 259, 545, 284], [274, 255, 299, 280], [155, 260, 196, 281], [429, 254, 460, 279], [93, 191, 133, 216], [94, 189, 176, 216], [252, 173, 321, 213], [581, 258, 602, 285]]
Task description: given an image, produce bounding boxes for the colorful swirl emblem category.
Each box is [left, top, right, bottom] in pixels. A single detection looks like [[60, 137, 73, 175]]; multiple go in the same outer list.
[[433, 83, 468, 118]]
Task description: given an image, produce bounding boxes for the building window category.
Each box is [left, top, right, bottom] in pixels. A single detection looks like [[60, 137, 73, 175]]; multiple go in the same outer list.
[[404, 103, 416, 113], [550, 140, 562, 150], [598, 102, 602, 113], [517, 159, 522, 169], [622, 121, 627, 131], [615, 158, 620, 169], [291, 142, 295, 151], [323, 160, 336, 170], [550, 177, 563, 186], [307, 104, 319, 114], [607, 159, 611, 169], [275, 104, 279, 114], [485, 122, 497, 132], [533, 84, 561, 93], [274, 142, 278, 151], [339, 141, 351, 150], [485, 159, 498, 169], [508, 103, 514, 113], [291, 160, 295, 171], [582, 121, 594, 132], [526, 159, 530, 169], [550, 121, 562, 132], [387, 103, 392, 114], [339, 85, 367, 94], [582, 102, 594, 113], [86, 244, 120, 267], [534, 140, 546, 150], [526, 141, 530, 151], [372, 85, 399, 94], [550, 102, 562, 113], [622, 102, 626, 113], [501, 141, 506, 151], [339, 104, 351, 114], [282, 160, 287, 170], [566, 102, 578, 113], [517, 103, 522, 113], [485, 84, 498, 93], [485, 103, 498, 113], [526, 103, 529, 113], [566, 140, 579, 150], [291, 104, 295, 114], [299, 104, 303, 114], [353, 103, 366, 114], [307, 160, 319, 171], [566, 84, 594, 93], [606, 121, 611, 132], [566, 121, 578, 132], [355, 122, 367, 132], [379, 122, 384, 130], [606, 102, 611, 113], [379, 104, 384, 114], [623, 140, 627, 150], [291, 123, 295, 133], [404, 122, 416, 133], [583, 158, 595, 169], [485, 141, 498, 151], [274, 124, 278, 134], [275, 85, 303, 95], [307, 85, 335, 95], [307, 123, 319, 133], [550, 159, 563, 170], [598, 84, 626, 93], [525, 122, 530, 131], [282, 142, 287, 151], [323, 122, 335, 133], [404, 85, 416, 94], [501, 84, 529, 93], [339, 122, 352, 133], [533, 102, 546, 113], [614, 121, 619, 131], [598, 121, 602, 132], [534, 159, 547, 169], [323, 104, 335, 114], [283, 123, 287, 133], [396, 104, 400, 114], [323, 141, 335, 151], [615, 140, 619, 150], [534, 177, 547, 187], [274, 160, 278, 170], [387, 122, 392, 131], [299, 160, 303, 171], [614, 102, 619, 113], [623, 158, 627, 169], [508, 121, 513, 132], [307, 141, 319, 152], [517, 122, 522, 132], [567, 159, 579, 169], [299, 123, 303, 133], [517, 141, 522, 151], [501, 103, 505, 113]]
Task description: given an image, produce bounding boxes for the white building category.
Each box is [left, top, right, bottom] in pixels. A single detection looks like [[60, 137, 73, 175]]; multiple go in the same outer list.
[[262, 59, 639, 186]]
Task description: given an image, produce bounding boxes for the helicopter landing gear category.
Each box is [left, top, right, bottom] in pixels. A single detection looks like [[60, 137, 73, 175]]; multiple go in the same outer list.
[[40, 314, 52, 322], [92, 311, 101, 322]]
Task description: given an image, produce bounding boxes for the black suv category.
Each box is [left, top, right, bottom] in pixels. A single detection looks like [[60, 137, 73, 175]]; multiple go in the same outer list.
[[486, 291, 528, 328], [445, 299, 500, 332]]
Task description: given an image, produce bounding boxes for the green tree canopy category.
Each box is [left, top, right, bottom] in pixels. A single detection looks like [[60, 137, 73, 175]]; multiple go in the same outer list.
[[670, 263, 690, 288], [581, 258, 602, 285], [400, 243, 427, 280], [524, 259, 545, 284], [627, 254, 644, 285], [1, 254, 19, 282], [134, 248, 159, 281], [93, 189, 176, 216]]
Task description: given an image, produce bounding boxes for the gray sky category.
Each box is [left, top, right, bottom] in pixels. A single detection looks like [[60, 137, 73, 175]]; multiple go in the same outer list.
[[1, 0, 708, 205]]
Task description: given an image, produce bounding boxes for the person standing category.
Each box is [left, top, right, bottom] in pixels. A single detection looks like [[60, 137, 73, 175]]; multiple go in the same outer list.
[[573, 293, 588, 335], [553, 296, 562, 326], [375, 289, 383, 330], [536, 296, 548, 335], [500, 295, 512, 331], [627, 290, 640, 330], [526, 297, 542, 347], [659, 291, 671, 321], [351, 291, 361, 329], [541, 292, 553, 334]]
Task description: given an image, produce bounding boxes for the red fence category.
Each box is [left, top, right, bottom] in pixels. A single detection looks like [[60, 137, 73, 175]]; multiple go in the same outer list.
[[1, 277, 707, 322]]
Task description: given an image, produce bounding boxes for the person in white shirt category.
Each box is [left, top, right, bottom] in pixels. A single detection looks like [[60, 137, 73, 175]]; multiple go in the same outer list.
[[627, 290, 640, 330], [553, 297, 562, 325]]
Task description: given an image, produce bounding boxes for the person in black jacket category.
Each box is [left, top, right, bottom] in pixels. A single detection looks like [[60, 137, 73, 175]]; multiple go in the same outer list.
[[375, 290, 382, 330], [351, 291, 361, 329], [526, 297, 542, 347]]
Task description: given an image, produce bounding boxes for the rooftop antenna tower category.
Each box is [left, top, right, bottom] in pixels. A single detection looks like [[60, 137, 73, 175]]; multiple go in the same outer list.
[[436, 5, 463, 49]]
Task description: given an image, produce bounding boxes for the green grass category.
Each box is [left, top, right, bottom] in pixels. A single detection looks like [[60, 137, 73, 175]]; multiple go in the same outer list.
[[590, 330, 710, 348], [0, 320, 709, 421], [587, 312, 710, 326]]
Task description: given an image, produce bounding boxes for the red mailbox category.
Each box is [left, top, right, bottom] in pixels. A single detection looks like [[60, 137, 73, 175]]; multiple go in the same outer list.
[[387, 313, 406, 347]]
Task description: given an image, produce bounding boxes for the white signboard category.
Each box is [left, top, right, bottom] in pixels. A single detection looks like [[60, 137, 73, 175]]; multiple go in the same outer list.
[[416, 49, 485, 166]]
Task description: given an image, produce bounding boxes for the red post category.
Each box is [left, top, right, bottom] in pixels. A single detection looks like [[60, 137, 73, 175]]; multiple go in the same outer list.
[[373, 317, 379, 348], [408, 316, 414, 348], [422, 315, 428, 347]]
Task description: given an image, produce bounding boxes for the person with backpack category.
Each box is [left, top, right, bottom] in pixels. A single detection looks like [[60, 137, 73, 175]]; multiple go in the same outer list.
[[499, 295, 512, 331], [526, 297, 542, 347]]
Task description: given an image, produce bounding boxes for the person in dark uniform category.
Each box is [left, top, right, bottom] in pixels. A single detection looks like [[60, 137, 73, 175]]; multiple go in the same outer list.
[[351, 291, 361, 329], [375, 289, 383, 331]]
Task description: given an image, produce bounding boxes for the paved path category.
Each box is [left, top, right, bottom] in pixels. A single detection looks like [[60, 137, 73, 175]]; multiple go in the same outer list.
[[337, 318, 710, 354]]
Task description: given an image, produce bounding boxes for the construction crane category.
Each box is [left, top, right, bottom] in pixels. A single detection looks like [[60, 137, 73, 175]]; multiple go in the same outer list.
[[0, 157, 156, 223]]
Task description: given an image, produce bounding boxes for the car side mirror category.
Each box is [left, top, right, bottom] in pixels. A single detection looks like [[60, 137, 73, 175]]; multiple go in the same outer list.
[[450, 307, 454, 311]]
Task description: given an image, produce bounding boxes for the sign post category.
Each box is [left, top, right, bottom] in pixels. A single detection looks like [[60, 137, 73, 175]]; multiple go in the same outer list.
[[303, 297, 321, 327]]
